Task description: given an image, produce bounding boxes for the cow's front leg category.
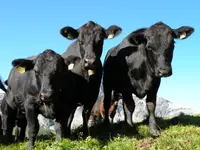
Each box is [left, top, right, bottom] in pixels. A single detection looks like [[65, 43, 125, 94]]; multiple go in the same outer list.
[[55, 121, 63, 141], [1, 95, 16, 144], [122, 93, 135, 127], [25, 104, 39, 150], [15, 112, 27, 143], [146, 78, 160, 137]]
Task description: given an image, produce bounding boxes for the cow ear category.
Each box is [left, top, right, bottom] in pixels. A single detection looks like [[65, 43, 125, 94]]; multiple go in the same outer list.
[[60, 26, 79, 40], [12, 59, 35, 74], [105, 25, 122, 39], [128, 28, 146, 45], [173, 26, 194, 39]]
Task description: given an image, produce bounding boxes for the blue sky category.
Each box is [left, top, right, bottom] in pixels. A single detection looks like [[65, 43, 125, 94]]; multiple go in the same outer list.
[[0, 1, 199, 110]]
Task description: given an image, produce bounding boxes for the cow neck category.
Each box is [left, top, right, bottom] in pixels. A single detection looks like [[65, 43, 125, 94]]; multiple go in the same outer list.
[[126, 44, 154, 98], [71, 61, 90, 82]]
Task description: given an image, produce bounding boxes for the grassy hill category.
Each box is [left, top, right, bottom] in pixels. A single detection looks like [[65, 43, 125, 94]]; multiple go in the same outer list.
[[1, 114, 200, 150]]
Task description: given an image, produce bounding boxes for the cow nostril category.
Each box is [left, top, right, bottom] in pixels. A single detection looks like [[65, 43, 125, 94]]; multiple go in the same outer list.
[[84, 59, 89, 63], [84, 59, 95, 64], [158, 68, 171, 77], [40, 92, 51, 100]]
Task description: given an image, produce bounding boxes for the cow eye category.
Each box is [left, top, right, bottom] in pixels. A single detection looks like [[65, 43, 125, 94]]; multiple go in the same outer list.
[[35, 71, 40, 77], [34, 69, 40, 75], [147, 45, 154, 51], [78, 40, 83, 45]]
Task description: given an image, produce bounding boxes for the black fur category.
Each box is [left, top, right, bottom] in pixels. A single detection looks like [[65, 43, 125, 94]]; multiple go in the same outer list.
[[60, 21, 122, 135], [103, 22, 194, 136], [1, 49, 72, 150]]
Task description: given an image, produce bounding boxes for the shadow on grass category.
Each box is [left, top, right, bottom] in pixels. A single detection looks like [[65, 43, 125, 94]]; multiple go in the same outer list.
[[0, 127, 55, 146], [70, 113, 200, 144], [0, 114, 200, 146]]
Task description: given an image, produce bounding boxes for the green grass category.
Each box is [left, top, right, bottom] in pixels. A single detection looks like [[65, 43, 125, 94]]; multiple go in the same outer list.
[[1, 114, 200, 150]]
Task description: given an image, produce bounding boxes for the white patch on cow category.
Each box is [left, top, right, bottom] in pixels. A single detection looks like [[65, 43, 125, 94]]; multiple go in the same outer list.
[[88, 70, 94, 76], [107, 34, 114, 39], [180, 32, 187, 39], [68, 63, 74, 70]]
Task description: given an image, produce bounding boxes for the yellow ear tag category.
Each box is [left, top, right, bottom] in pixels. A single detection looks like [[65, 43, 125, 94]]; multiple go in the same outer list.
[[107, 34, 114, 39], [180, 32, 187, 39], [68, 63, 74, 70], [133, 37, 139, 45], [67, 33, 72, 39], [88, 69, 95, 76], [16, 66, 25, 74]]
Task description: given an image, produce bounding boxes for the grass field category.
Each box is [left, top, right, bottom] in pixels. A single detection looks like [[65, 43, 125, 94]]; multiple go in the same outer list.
[[0, 114, 200, 150]]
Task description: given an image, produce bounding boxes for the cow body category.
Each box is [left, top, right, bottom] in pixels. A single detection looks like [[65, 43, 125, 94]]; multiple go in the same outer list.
[[1, 49, 72, 149], [60, 21, 122, 135], [103, 22, 194, 136]]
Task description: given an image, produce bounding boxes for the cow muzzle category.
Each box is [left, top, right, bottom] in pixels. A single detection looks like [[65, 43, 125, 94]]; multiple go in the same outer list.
[[158, 68, 172, 77], [84, 58, 96, 76], [40, 91, 53, 102], [84, 59, 95, 68]]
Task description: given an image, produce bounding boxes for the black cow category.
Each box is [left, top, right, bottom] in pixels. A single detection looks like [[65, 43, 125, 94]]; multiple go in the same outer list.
[[60, 21, 122, 135], [103, 22, 194, 136], [1, 49, 73, 149]]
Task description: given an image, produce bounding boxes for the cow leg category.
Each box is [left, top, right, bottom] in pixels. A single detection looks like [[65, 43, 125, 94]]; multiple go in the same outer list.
[[108, 102, 118, 124], [55, 109, 73, 140], [146, 78, 160, 137], [88, 113, 96, 127], [122, 93, 135, 127], [67, 109, 76, 131], [55, 121, 64, 141], [1, 96, 16, 143], [25, 105, 39, 150], [82, 107, 89, 136], [108, 91, 119, 123], [0, 115, 2, 135], [15, 112, 27, 142], [103, 88, 112, 130]]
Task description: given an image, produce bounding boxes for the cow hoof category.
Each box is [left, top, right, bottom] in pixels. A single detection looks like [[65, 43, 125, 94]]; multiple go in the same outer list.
[[149, 127, 160, 137], [27, 145, 34, 150]]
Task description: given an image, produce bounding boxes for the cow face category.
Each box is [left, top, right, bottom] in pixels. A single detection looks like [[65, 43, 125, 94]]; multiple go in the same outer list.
[[129, 22, 194, 77], [12, 49, 66, 103], [60, 21, 122, 70]]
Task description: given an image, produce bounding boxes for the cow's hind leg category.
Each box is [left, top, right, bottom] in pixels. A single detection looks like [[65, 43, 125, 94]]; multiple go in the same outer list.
[[108, 91, 120, 123], [102, 88, 112, 137]]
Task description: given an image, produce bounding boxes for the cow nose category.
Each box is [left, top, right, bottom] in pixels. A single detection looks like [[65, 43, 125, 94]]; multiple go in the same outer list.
[[84, 59, 95, 67], [40, 92, 52, 101], [158, 68, 172, 77]]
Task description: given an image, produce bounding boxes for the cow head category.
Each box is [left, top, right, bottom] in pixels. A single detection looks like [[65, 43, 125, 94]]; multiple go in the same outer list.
[[60, 21, 122, 71], [12, 49, 67, 103], [128, 22, 194, 77]]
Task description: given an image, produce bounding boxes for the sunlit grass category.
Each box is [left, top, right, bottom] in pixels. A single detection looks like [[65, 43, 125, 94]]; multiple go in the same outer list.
[[1, 115, 200, 150]]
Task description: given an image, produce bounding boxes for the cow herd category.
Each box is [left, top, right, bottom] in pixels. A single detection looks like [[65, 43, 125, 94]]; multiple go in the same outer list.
[[0, 21, 194, 150]]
